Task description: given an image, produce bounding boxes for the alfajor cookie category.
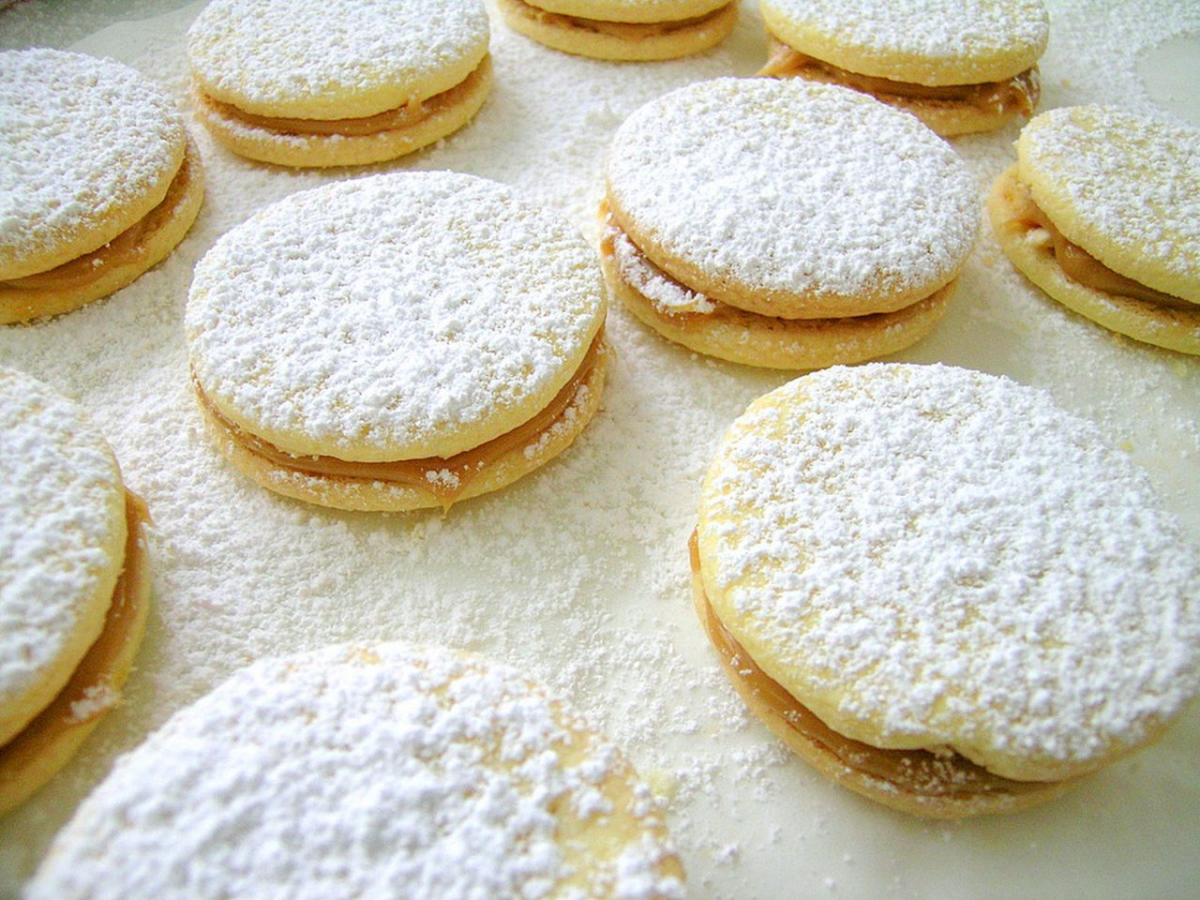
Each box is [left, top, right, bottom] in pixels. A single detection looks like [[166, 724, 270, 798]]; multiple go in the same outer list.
[[26, 642, 685, 899], [758, 0, 1049, 136], [186, 172, 608, 512], [0, 49, 204, 325], [602, 78, 977, 369], [496, 0, 737, 61], [187, 0, 493, 168], [0, 367, 151, 816], [989, 106, 1200, 355], [694, 364, 1200, 818]]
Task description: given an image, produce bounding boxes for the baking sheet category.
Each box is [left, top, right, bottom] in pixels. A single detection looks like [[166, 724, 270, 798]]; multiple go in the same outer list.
[[1, 1, 1199, 897]]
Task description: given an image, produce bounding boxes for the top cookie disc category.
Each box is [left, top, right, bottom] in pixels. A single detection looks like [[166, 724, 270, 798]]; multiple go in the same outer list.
[[1017, 105, 1200, 305], [760, 0, 1049, 85], [605, 78, 977, 318], [696, 363, 1200, 783], [528, 0, 730, 23], [0, 367, 127, 748], [0, 49, 187, 280], [186, 172, 605, 462], [187, 0, 490, 120], [26, 643, 685, 900]]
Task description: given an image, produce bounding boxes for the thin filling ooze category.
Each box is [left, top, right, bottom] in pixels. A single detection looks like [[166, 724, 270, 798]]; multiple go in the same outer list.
[[196, 330, 606, 504], [759, 37, 1039, 117], [200, 56, 492, 138], [689, 531, 1055, 800], [1006, 174, 1196, 310], [506, 0, 734, 39], [1, 144, 197, 294]]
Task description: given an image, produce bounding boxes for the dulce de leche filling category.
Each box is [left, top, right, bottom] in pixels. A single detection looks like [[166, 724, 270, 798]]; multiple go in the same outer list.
[[759, 37, 1039, 118], [1, 145, 198, 295], [197, 331, 604, 504], [689, 531, 1054, 800], [1007, 176, 1195, 310], [506, 0, 733, 40], [203, 56, 492, 138]]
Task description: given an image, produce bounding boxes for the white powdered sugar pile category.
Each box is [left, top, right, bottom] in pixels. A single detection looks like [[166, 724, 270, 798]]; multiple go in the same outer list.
[[25, 643, 684, 900], [701, 364, 1200, 771], [606, 77, 978, 306], [187, 0, 489, 113], [0, 48, 183, 274], [186, 171, 603, 457], [0, 369, 121, 711], [1, 1, 1199, 898]]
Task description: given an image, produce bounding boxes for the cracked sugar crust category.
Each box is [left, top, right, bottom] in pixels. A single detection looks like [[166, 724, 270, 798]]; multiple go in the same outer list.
[[760, 0, 1049, 85], [187, 0, 490, 119], [697, 363, 1200, 783], [0, 367, 126, 735], [0, 49, 186, 280], [604, 78, 977, 318], [1017, 105, 1200, 305], [26, 643, 685, 900], [185, 172, 606, 462]]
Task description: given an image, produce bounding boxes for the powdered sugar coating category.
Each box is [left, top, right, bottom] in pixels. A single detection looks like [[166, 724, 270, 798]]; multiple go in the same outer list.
[[0, 367, 125, 721], [27, 643, 684, 900], [606, 219, 715, 315], [761, 0, 1049, 84], [187, 0, 490, 119], [698, 364, 1200, 781], [1018, 105, 1200, 303], [0, 49, 185, 279], [605, 78, 977, 315], [186, 172, 605, 461]]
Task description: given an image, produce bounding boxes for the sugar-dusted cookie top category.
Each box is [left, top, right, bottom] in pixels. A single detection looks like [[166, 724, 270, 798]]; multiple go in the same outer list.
[[0, 49, 186, 280], [186, 172, 605, 462], [1018, 105, 1200, 305], [605, 78, 977, 318], [697, 363, 1200, 783], [529, 0, 730, 23], [0, 367, 127, 748], [187, 0, 490, 119], [760, 0, 1049, 85], [27, 643, 685, 900]]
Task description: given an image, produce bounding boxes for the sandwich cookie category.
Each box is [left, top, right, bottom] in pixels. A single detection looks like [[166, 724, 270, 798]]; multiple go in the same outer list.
[[187, 0, 492, 168], [496, 0, 737, 61], [186, 172, 609, 512], [0, 49, 204, 325], [758, 0, 1049, 136], [989, 106, 1200, 355], [26, 642, 686, 899], [0, 368, 151, 815], [602, 78, 977, 369], [694, 364, 1200, 818]]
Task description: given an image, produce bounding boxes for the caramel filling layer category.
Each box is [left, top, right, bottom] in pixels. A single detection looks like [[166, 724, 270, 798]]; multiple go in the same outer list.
[[205, 56, 491, 138], [759, 37, 1039, 118], [0, 492, 151, 810], [198, 331, 604, 504], [1008, 177, 1194, 310], [2, 146, 197, 294], [689, 532, 1053, 800], [509, 0, 733, 39]]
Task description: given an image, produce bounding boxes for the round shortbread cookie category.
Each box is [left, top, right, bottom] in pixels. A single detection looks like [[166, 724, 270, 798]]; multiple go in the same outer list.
[[26, 643, 686, 900], [0, 368, 127, 750], [0, 49, 188, 283], [1016, 106, 1200, 305], [600, 214, 955, 369], [186, 172, 606, 505], [605, 78, 977, 320], [989, 165, 1200, 355], [759, 0, 1049, 86], [697, 364, 1200, 788], [497, 0, 737, 61]]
